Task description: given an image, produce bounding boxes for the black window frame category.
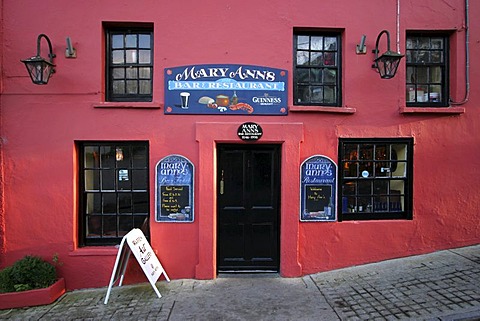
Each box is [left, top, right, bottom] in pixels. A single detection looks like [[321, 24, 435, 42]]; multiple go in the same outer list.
[[406, 32, 449, 107], [293, 31, 342, 107], [105, 26, 153, 102], [78, 141, 150, 246], [338, 138, 414, 221]]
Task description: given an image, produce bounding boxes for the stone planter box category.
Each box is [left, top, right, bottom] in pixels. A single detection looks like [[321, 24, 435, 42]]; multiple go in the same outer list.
[[0, 278, 66, 310]]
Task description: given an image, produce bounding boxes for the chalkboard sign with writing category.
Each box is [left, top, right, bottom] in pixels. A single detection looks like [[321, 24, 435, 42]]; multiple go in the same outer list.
[[155, 155, 194, 222], [300, 155, 337, 222]]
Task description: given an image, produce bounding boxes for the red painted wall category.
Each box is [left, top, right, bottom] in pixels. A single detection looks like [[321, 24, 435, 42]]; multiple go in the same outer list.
[[1, 0, 479, 290]]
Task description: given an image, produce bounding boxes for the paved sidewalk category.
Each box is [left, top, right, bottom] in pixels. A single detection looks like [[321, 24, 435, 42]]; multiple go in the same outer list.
[[1, 245, 479, 320]]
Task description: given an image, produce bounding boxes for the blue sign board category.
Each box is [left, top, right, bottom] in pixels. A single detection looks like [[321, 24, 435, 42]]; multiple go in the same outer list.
[[300, 155, 337, 222], [155, 155, 194, 222], [164, 64, 288, 115]]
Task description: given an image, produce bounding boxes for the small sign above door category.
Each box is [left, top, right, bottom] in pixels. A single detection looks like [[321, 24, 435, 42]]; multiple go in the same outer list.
[[237, 122, 263, 141]]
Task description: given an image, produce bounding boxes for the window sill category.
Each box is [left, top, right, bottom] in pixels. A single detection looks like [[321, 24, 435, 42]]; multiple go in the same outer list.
[[290, 105, 356, 114], [69, 246, 119, 257], [93, 102, 162, 109], [400, 106, 465, 114]]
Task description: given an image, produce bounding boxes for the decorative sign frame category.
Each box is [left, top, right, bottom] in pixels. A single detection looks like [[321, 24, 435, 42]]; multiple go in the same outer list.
[[164, 64, 288, 115], [155, 155, 194, 222], [104, 228, 170, 304], [300, 155, 337, 222]]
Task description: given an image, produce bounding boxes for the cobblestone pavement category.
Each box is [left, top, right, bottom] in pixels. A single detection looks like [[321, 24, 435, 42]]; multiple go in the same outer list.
[[0, 245, 479, 321]]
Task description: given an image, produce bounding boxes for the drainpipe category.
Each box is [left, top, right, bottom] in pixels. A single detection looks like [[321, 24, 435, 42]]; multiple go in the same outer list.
[[396, 0, 400, 53], [450, 0, 470, 105]]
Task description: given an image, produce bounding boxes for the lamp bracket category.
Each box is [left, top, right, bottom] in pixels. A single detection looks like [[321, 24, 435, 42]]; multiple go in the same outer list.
[[65, 37, 77, 58]]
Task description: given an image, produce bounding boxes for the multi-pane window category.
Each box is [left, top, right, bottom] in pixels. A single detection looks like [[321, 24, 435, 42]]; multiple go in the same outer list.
[[79, 142, 149, 246], [106, 27, 153, 102], [406, 34, 448, 106], [294, 32, 341, 106], [339, 138, 413, 221]]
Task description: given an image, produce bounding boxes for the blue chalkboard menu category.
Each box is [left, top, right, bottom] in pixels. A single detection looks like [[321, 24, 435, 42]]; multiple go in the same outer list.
[[155, 155, 194, 222], [300, 155, 337, 222], [164, 64, 288, 115]]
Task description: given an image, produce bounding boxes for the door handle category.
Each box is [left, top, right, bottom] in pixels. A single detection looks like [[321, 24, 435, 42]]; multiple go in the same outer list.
[[220, 170, 225, 195]]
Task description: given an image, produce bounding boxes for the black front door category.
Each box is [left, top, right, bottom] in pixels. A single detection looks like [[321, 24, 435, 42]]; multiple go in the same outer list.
[[217, 144, 281, 272]]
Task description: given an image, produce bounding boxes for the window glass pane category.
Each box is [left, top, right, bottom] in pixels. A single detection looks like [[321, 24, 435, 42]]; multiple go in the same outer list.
[[323, 69, 336, 83], [417, 67, 428, 83], [324, 86, 336, 103], [119, 193, 132, 214], [429, 85, 441, 102], [324, 52, 336, 66], [112, 35, 123, 49], [310, 52, 323, 65], [311, 86, 323, 102], [112, 50, 124, 64], [126, 68, 138, 79], [133, 193, 149, 213], [126, 50, 137, 63], [419, 37, 430, 49], [125, 34, 137, 47], [139, 50, 151, 64], [139, 68, 151, 79], [102, 169, 115, 190], [84, 170, 100, 190], [296, 51, 309, 65], [87, 215, 102, 236], [115, 146, 130, 167], [126, 80, 138, 94], [100, 146, 115, 167], [297, 35, 310, 49], [418, 51, 429, 63], [311, 36, 323, 50], [134, 216, 147, 229], [103, 216, 117, 236], [431, 38, 443, 49], [139, 81, 152, 95], [139, 34, 151, 48], [119, 216, 132, 236], [296, 85, 310, 103], [406, 38, 415, 49], [113, 80, 125, 94], [103, 193, 117, 213], [430, 67, 442, 83], [132, 146, 147, 167], [359, 144, 373, 160], [84, 146, 99, 168], [431, 51, 443, 63], [393, 144, 407, 160], [310, 69, 322, 82], [296, 69, 309, 82], [325, 37, 337, 50], [86, 193, 101, 214], [112, 68, 125, 79]]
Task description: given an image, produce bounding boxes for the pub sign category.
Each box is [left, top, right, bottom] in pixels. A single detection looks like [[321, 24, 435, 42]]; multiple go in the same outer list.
[[164, 64, 288, 115], [155, 155, 194, 222], [300, 155, 337, 222]]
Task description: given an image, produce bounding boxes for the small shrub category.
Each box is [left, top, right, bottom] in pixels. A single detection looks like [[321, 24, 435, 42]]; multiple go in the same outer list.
[[0, 266, 15, 293], [0, 255, 57, 293]]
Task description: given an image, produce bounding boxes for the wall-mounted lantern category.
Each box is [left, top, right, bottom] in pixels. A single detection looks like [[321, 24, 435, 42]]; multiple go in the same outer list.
[[21, 34, 56, 85], [372, 30, 404, 79]]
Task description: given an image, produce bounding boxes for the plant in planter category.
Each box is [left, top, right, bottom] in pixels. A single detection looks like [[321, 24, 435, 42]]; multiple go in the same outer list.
[[0, 255, 65, 309]]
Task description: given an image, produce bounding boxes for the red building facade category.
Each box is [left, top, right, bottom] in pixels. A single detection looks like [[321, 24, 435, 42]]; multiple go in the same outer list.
[[1, 0, 479, 290]]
